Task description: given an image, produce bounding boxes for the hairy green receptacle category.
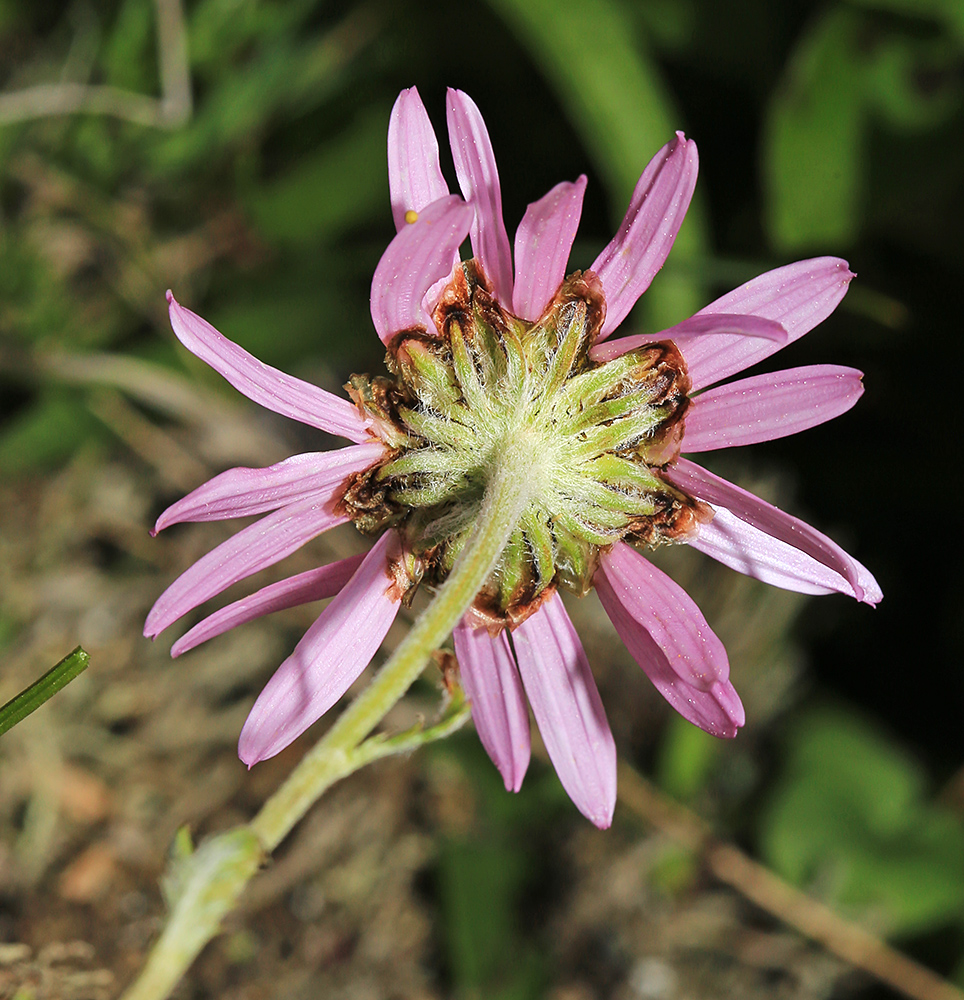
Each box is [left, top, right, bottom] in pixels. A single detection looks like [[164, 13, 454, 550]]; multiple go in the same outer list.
[[344, 262, 705, 627]]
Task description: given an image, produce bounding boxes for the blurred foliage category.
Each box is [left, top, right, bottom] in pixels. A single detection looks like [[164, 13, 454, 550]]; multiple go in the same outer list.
[[0, 0, 962, 994], [431, 739, 562, 998], [760, 708, 964, 937], [763, 2, 964, 249], [655, 713, 725, 803], [485, 0, 708, 326]]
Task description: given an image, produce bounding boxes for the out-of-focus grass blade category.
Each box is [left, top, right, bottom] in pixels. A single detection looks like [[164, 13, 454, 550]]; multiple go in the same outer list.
[[486, 0, 677, 201], [489, 0, 706, 329], [763, 8, 864, 251], [484, 0, 708, 328], [102, 0, 155, 94], [152, 5, 377, 177], [0, 646, 89, 738]]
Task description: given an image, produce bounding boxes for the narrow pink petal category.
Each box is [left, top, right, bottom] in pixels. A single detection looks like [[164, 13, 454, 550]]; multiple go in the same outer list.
[[706, 680, 745, 733], [454, 619, 531, 792], [608, 627, 744, 736], [388, 87, 450, 232], [683, 365, 864, 452], [153, 442, 386, 533], [512, 593, 616, 829], [171, 553, 367, 656], [370, 195, 474, 343], [591, 133, 699, 340], [238, 532, 402, 765], [688, 504, 882, 604], [595, 542, 729, 690], [675, 257, 855, 390], [144, 495, 348, 639], [446, 88, 514, 305], [512, 176, 588, 321], [166, 292, 370, 443], [590, 312, 787, 363], [594, 548, 744, 738], [666, 457, 867, 603]]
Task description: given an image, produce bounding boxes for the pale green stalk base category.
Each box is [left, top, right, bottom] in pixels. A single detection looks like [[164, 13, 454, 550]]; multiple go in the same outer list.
[[120, 434, 538, 1000]]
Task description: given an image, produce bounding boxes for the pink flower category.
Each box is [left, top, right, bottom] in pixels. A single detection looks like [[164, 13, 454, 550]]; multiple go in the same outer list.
[[146, 87, 880, 830]]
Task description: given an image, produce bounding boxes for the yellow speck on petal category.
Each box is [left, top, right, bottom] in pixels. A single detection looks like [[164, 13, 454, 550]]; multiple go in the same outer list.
[[404, 209, 419, 225]]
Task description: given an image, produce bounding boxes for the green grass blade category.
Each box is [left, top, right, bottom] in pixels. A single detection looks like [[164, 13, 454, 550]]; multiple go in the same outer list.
[[0, 646, 90, 737]]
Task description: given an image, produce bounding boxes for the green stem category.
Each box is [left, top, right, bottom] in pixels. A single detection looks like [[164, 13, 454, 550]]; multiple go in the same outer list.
[[120, 434, 537, 1000], [250, 432, 537, 849]]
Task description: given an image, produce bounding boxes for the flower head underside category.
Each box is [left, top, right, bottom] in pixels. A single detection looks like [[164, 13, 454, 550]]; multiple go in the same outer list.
[[145, 87, 881, 828], [346, 262, 705, 627]]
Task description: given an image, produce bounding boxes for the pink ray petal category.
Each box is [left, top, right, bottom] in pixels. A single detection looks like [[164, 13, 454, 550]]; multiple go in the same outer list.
[[145, 495, 348, 639], [238, 532, 402, 765], [591, 132, 699, 341], [594, 549, 744, 738], [683, 365, 864, 452], [616, 635, 744, 737], [370, 194, 474, 343], [153, 442, 386, 533], [512, 593, 616, 829], [595, 542, 729, 689], [446, 88, 514, 306], [674, 257, 855, 390], [590, 312, 787, 363], [512, 176, 588, 322], [666, 457, 867, 603], [388, 87, 450, 233], [166, 292, 370, 443], [688, 504, 882, 603], [171, 553, 367, 656], [454, 619, 531, 792]]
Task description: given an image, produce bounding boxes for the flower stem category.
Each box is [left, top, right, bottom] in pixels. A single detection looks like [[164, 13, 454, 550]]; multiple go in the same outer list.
[[250, 432, 537, 850], [120, 435, 537, 1000]]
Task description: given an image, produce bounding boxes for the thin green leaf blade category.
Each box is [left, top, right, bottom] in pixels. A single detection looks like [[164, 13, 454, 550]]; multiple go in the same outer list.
[[0, 646, 90, 737]]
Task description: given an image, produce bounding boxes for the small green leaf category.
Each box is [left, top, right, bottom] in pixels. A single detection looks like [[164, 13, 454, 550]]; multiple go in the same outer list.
[[142, 827, 264, 998], [354, 683, 472, 767], [0, 646, 89, 738]]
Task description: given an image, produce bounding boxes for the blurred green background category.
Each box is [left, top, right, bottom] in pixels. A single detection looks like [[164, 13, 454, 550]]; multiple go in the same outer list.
[[0, 0, 962, 997]]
